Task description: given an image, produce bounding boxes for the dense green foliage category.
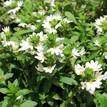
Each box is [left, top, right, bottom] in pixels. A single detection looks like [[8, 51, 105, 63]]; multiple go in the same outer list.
[[0, 0, 107, 107]]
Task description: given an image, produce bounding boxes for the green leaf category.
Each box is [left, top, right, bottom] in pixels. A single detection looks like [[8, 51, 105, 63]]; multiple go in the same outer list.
[[60, 76, 77, 85], [60, 101, 67, 107], [24, 0, 33, 14], [52, 94, 62, 100], [95, 93, 107, 107], [4, 73, 13, 80], [13, 29, 32, 36], [1, 97, 8, 107], [16, 89, 32, 96], [70, 36, 79, 44], [63, 47, 71, 56], [42, 79, 52, 93], [65, 12, 76, 23], [20, 100, 37, 107], [0, 88, 9, 94]]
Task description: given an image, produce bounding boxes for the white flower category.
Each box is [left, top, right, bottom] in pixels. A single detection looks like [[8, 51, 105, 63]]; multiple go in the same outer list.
[[28, 25, 36, 31], [95, 16, 106, 33], [36, 32, 47, 42], [18, 23, 27, 27], [8, 1, 23, 15], [81, 80, 102, 94], [17, 1, 23, 7], [38, 10, 46, 15], [42, 14, 62, 34], [79, 47, 86, 56], [2, 40, 18, 51], [2, 26, 10, 33], [85, 60, 102, 71], [35, 44, 45, 63], [19, 39, 33, 51], [72, 48, 80, 57], [8, 7, 20, 15], [18, 23, 36, 31], [36, 43, 44, 53], [47, 44, 64, 57], [42, 21, 57, 34], [35, 52, 45, 63], [36, 63, 56, 73], [72, 47, 85, 58], [75, 64, 85, 75], [50, 0, 55, 7], [4, 0, 13, 7], [43, 65, 56, 73], [2, 41, 15, 47]]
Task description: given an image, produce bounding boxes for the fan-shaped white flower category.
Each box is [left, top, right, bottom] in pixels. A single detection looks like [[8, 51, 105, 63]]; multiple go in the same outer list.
[[17, 1, 23, 7], [8, 7, 20, 15], [72, 48, 80, 57], [35, 44, 45, 63], [2, 26, 10, 33], [79, 47, 86, 56], [2, 41, 15, 47], [36, 32, 47, 42], [43, 65, 56, 73], [50, 0, 55, 7], [95, 16, 106, 33], [36, 63, 56, 73], [72, 47, 85, 58], [81, 80, 102, 94], [35, 52, 45, 63], [8, 1, 23, 15], [75, 64, 85, 75], [85, 60, 102, 72], [28, 25, 36, 31], [19, 39, 33, 51], [47, 44, 64, 57], [42, 14, 62, 34], [4, 0, 13, 7], [18, 23, 27, 27]]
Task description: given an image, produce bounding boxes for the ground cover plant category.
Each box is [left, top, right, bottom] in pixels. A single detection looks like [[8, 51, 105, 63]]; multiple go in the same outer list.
[[0, 0, 107, 107]]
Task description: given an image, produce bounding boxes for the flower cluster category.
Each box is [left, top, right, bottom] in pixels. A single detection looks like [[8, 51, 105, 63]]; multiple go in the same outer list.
[[75, 60, 107, 94], [1, 0, 107, 106], [95, 15, 107, 34]]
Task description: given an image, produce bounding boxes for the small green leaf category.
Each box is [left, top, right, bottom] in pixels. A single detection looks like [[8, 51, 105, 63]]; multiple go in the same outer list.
[[16, 89, 32, 96], [4, 73, 13, 80], [60, 76, 77, 85], [95, 93, 107, 107], [63, 47, 71, 56], [13, 29, 32, 36], [24, 0, 33, 14], [0, 88, 9, 94], [20, 100, 37, 107], [52, 94, 62, 100], [65, 11, 76, 23]]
